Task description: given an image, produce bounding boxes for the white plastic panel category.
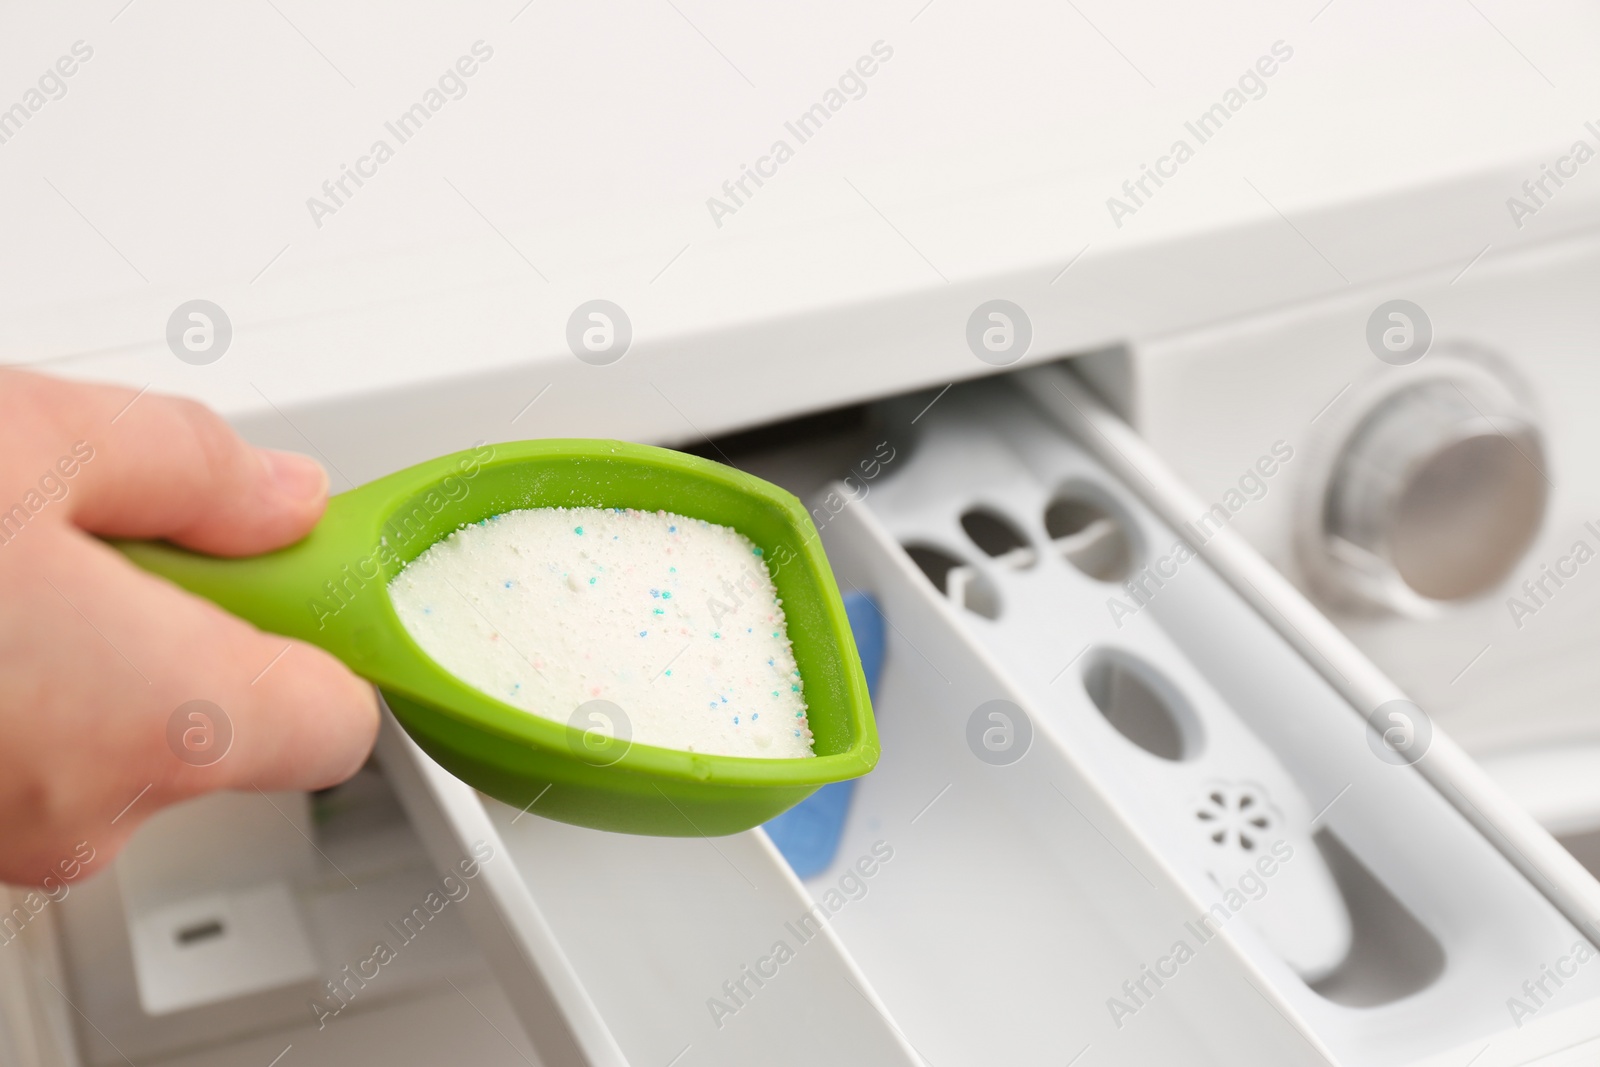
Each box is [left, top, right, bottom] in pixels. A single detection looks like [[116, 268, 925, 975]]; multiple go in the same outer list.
[[811, 513, 1335, 1065]]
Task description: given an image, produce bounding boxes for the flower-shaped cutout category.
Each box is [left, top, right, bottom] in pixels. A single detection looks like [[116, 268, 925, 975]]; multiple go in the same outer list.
[[1194, 782, 1279, 854]]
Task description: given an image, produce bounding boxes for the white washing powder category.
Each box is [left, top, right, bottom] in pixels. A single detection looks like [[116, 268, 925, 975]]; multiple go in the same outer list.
[[387, 507, 814, 759]]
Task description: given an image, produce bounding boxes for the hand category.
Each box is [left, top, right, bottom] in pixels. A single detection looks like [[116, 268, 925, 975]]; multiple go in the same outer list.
[[0, 370, 379, 886]]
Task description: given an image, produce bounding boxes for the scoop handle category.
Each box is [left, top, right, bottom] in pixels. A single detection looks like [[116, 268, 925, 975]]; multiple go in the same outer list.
[[114, 491, 398, 675]]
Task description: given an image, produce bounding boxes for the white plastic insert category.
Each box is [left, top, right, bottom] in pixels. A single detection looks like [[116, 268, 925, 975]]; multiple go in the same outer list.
[[808, 375, 1600, 1065]]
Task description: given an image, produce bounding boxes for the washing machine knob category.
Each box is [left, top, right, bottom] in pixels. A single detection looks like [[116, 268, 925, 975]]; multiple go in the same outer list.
[[1323, 379, 1547, 604]]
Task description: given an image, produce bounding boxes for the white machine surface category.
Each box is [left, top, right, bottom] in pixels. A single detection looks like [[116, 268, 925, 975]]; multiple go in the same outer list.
[[8, 1, 1600, 1064], [7, 0, 1600, 456]]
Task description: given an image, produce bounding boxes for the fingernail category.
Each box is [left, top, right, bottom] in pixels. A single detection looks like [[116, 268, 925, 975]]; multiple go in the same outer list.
[[261, 449, 329, 502]]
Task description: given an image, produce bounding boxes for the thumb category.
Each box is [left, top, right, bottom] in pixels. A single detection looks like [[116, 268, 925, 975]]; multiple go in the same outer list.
[[6, 371, 332, 555]]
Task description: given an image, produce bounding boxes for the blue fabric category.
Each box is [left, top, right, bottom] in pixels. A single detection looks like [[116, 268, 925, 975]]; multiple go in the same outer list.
[[764, 590, 885, 878]]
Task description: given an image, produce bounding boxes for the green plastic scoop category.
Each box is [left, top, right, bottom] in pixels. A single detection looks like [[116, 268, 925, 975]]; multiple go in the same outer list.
[[118, 439, 879, 836]]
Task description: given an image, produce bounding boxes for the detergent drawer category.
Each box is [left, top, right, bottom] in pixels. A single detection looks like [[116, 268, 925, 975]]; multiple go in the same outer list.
[[368, 363, 1600, 1067]]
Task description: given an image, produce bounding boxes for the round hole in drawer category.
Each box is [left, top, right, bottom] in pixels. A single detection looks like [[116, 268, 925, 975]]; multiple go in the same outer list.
[[1044, 489, 1134, 582], [1082, 651, 1200, 761], [960, 507, 1036, 569], [903, 543, 1001, 619]]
